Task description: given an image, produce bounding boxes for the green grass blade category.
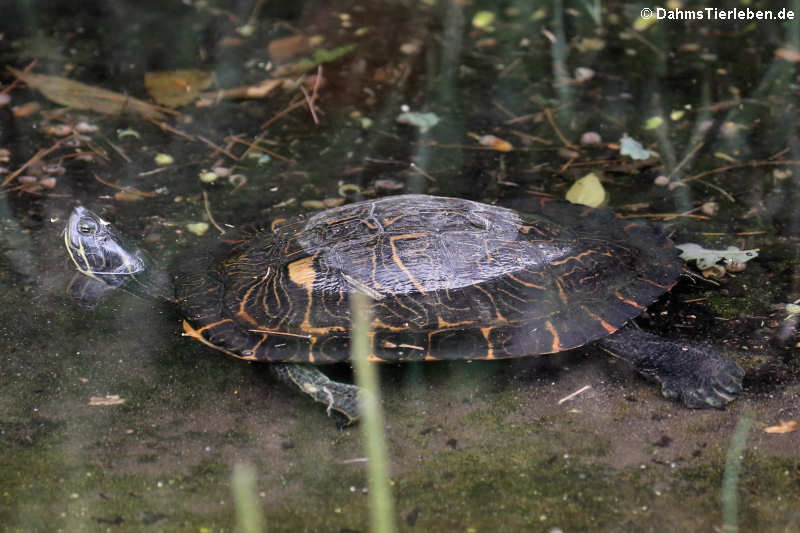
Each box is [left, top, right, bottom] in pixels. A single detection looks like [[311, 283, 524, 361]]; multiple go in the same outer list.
[[232, 462, 265, 533]]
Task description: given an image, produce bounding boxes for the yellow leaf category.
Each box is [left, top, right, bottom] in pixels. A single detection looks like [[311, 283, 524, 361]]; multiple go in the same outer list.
[[566, 173, 607, 207], [764, 420, 798, 434]]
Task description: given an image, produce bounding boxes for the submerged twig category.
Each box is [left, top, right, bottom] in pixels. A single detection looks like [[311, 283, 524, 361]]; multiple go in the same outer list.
[[544, 107, 578, 150], [300, 65, 323, 125], [93, 173, 158, 198], [681, 159, 800, 184], [2, 135, 74, 187], [203, 191, 225, 234]]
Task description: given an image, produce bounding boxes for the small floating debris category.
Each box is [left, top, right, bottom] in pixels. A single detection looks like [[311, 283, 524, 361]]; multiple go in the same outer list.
[[199, 171, 218, 183], [764, 420, 798, 434], [574, 67, 595, 82], [89, 395, 126, 406], [557, 385, 592, 405], [117, 128, 141, 140], [468, 132, 513, 152], [619, 134, 656, 160], [154, 153, 174, 166], [580, 131, 602, 145], [471, 11, 496, 30], [396, 111, 440, 133], [644, 116, 663, 130]]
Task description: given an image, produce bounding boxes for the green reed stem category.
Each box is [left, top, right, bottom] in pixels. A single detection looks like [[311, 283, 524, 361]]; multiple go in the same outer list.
[[350, 291, 398, 533], [721, 415, 752, 533]]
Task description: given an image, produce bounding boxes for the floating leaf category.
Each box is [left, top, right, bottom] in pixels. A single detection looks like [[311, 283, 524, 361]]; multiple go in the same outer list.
[[644, 116, 663, 130], [187, 222, 210, 236], [9, 67, 166, 120], [566, 173, 607, 207], [472, 11, 496, 30], [619, 134, 655, 160], [675, 243, 759, 270], [145, 69, 213, 107]]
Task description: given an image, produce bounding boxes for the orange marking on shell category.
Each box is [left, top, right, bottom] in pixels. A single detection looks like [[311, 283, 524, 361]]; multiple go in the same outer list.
[[545, 320, 562, 352], [383, 215, 403, 226], [580, 305, 618, 334], [181, 319, 243, 359], [506, 273, 545, 290], [549, 249, 595, 266], [243, 334, 269, 360], [287, 256, 316, 289], [389, 233, 427, 293], [614, 292, 645, 310], [249, 328, 312, 339], [371, 318, 406, 332], [307, 336, 316, 363], [554, 278, 569, 306], [481, 327, 495, 359], [474, 284, 507, 322], [437, 317, 476, 328], [236, 277, 266, 326]]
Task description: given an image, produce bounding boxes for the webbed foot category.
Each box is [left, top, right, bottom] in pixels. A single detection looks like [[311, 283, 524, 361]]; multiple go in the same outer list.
[[271, 363, 362, 424], [597, 324, 744, 408], [654, 345, 744, 408]]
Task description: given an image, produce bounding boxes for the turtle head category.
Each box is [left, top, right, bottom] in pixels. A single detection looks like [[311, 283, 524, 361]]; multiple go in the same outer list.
[[64, 206, 172, 305]]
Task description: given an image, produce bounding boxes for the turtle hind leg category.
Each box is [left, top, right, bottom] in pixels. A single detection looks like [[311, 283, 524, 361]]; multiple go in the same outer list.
[[271, 363, 361, 425], [596, 324, 744, 408]]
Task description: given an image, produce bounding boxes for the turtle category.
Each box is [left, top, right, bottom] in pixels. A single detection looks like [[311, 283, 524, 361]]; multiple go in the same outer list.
[[64, 194, 744, 423]]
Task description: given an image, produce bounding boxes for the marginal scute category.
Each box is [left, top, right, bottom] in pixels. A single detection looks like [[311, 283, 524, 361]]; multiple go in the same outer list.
[[175, 194, 682, 363]]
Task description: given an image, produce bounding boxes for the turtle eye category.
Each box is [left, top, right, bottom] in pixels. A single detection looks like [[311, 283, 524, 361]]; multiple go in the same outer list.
[[78, 219, 97, 234]]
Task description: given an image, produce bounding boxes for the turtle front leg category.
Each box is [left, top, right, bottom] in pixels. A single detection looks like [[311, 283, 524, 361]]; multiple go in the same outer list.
[[596, 324, 745, 408], [271, 363, 362, 424]]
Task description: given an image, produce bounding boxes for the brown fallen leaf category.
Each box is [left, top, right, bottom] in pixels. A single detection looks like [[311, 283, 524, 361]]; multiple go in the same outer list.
[[763, 420, 798, 434], [268, 34, 311, 62], [145, 69, 214, 107], [89, 395, 126, 406], [8, 67, 168, 120]]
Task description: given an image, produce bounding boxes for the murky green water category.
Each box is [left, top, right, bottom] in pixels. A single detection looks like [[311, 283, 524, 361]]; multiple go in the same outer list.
[[1, 1, 799, 531]]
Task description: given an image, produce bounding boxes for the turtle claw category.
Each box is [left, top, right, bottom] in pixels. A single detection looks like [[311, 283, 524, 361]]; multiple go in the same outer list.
[[660, 358, 744, 409]]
